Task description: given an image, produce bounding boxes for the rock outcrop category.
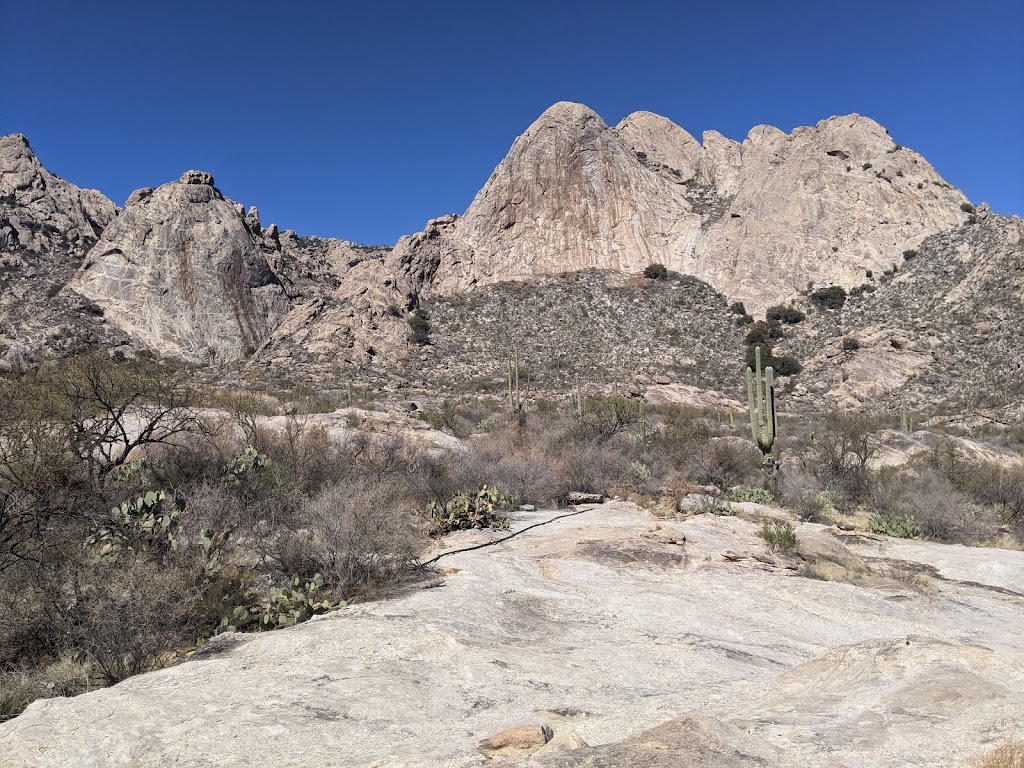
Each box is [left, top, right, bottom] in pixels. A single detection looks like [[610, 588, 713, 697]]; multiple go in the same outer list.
[[3, 503, 1022, 767], [69, 171, 290, 363], [0, 134, 117, 257], [389, 102, 970, 314], [0, 135, 125, 368]]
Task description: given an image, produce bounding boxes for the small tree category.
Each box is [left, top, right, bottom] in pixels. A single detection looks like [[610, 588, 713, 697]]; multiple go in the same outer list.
[[643, 263, 668, 280], [809, 286, 847, 310], [407, 310, 431, 345]]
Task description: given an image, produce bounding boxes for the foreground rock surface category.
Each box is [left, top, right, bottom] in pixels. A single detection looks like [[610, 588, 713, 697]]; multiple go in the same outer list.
[[3, 502, 1022, 767]]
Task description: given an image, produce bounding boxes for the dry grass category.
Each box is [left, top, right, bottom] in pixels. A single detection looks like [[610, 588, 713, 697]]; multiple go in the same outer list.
[[974, 741, 1024, 768]]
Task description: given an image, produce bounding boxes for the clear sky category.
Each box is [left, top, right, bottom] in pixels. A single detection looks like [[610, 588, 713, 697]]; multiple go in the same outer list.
[[3, 0, 1022, 246]]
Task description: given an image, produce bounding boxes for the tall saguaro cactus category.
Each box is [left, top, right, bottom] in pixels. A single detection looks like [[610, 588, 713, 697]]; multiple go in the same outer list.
[[746, 346, 779, 474], [507, 347, 531, 422]]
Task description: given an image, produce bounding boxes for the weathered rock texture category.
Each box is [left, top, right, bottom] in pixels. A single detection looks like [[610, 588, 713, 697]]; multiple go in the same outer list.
[[69, 171, 292, 363], [390, 102, 970, 314], [0, 134, 126, 368], [3, 503, 1021, 767], [0, 134, 117, 256]]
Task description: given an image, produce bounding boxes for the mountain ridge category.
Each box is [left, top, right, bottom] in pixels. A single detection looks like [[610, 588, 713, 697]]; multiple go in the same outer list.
[[1, 103, 1020, 417]]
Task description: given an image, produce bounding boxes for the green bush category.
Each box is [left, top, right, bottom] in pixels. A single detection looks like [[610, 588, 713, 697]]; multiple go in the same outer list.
[[842, 337, 860, 351], [809, 286, 847, 310], [745, 346, 802, 375], [745, 320, 784, 345], [868, 512, 923, 539], [727, 487, 774, 505], [643, 263, 668, 279], [728, 301, 747, 315], [765, 305, 805, 324], [759, 519, 797, 556], [408, 310, 431, 345]]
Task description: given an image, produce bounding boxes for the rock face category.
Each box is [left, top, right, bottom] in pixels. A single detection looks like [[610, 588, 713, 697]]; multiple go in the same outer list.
[[390, 102, 969, 313], [0, 135, 125, 368], [69, 171, 290, 363], [3, 503, 1021, 767], [0, 134, 118, 256]]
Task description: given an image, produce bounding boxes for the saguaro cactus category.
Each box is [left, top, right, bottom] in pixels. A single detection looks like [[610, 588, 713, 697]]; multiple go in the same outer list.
[[507, 347, 531, 420], [746, 346, 779, 473]]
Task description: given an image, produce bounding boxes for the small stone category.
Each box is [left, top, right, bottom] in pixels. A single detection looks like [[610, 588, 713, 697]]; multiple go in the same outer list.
[[477, 724, 553, 758]]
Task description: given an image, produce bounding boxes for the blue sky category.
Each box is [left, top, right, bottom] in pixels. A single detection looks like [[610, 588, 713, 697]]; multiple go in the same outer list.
[[4, 0, 1022, 245]]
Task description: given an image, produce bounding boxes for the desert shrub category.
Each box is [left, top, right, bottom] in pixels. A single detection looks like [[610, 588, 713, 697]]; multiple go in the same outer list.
[[956, 462, 1024, 525], [692, 438, 764, 490], [0, 668, 37, 722], [871, 467, 991, 544], [868, 512, 922, 539], [727, 487, 774, 505], [770, 355, 802, 376], [902, 249, 918, 260], [459, 436, 566, 508], [408, 310, 431, 345], [745, 320, 784, 345], [743, 346, 802, 376], [849, 283, 876, 297], [69, 555, 203, 685], [794, 411, 881, 511], [759, 519, 797, 556], [567, 394, 643, 444], [809, 286, 847, 310], [975, 741, 1024, 768], [842, 337, 860, 351], [778, 466, 834, 523], [728, 301, 747, 315], [960, 202, 976, 214], [551, 439, 632, 498], [273, 478, 425, 595], [419, 399, 499, 438], [643, 263, 668, 279], [765, 305, 805, 324]]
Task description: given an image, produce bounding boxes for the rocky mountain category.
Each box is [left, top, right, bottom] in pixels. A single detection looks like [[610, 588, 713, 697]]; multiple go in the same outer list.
[[0, 134, 117, 257], [1, 102, 1019, 418], [68, 172, 392, 364], [392, 102, 971, 314], [0, 135, 126, 369], [69, 171, 291, 363]]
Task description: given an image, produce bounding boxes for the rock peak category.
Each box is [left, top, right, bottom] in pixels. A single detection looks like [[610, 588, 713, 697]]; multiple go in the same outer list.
[[178, 170, 215, 186], [531, 101, 606, 128], [0, 133, 33, 152]]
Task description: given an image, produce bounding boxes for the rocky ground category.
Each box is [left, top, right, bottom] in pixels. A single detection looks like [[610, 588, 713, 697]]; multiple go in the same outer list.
[[3, 500, 1021, 767]]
